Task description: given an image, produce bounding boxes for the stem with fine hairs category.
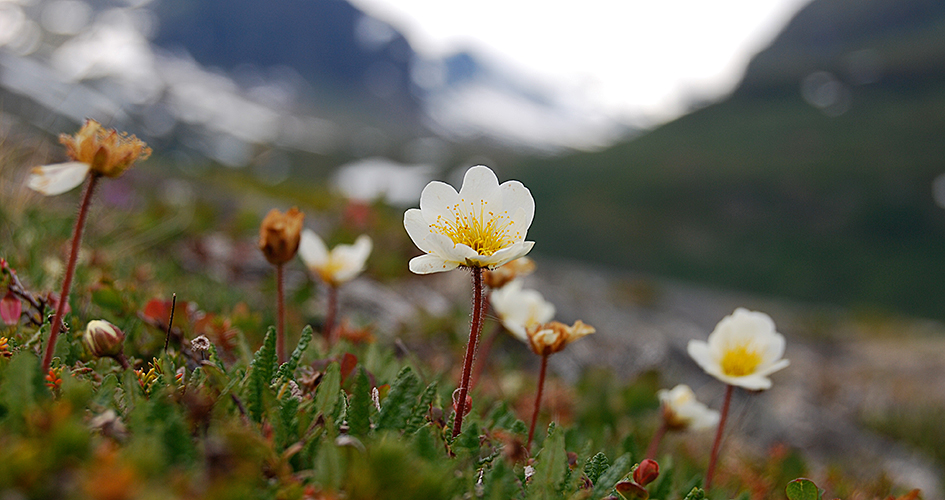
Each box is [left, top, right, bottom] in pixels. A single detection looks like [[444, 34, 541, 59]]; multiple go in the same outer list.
[[645, 420, 668, 460], [276, 262, 286, 364], [469, 318, 502, 391], [324, 284, 338, 345], [705, 384, 734, 491], [527, 352, 549, 451], [42, 173, 99, 373], [451, 266, 486, 439]]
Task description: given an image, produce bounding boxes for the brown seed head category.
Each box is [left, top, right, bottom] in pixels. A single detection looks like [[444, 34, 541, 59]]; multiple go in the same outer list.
[[258, 207, 304, 265], [60, 119, 151, 178], [525, 319, 595, 356]]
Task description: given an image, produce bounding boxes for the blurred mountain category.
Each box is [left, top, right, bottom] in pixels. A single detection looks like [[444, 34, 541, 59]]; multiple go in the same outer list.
[[508, 0, 945, 320]]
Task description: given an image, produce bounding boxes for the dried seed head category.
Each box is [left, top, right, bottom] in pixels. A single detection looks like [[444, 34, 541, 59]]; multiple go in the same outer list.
[[483, 257, 535, 289], [525, 319, 595, 356], [258, 207, 304, 265], [60, 119, 151, 178]]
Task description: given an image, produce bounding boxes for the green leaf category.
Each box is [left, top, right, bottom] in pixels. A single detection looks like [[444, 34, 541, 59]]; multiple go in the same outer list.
[[376, 366, 420, 432], [247, 327, 277, 422], [277, 392, 301, 449], [530, 426, 567, 500], [276, 325, 312, 381], [315, 361, 342, 418], [786, 479, 822, 500], [404, 381, 437, 435], [649, 458, 674, 500], [683, 487, 705, 500], [592, 453, 631, 498], [584, 451, 610, 486], [347, 366, 371, 436]]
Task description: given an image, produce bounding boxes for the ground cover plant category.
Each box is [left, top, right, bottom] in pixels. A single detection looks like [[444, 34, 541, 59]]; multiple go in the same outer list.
[[0, 123, 928, 499]]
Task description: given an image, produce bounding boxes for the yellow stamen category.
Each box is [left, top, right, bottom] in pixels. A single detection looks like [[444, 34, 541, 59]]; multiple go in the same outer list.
[[430, 198, 520, 256], [719, 344, 762, 377]]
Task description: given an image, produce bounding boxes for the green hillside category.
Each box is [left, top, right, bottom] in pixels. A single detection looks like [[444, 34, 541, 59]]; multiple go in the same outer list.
[[509, 0, 945, 319]]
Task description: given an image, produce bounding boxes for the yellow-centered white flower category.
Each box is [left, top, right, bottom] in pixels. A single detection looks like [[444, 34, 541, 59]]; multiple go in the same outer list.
[[687, 308, 789, 390], [404, 165, 535, 274], [657, 384, 720, 431], [298, 229, 372, 286], [490, 279, 555, 342]]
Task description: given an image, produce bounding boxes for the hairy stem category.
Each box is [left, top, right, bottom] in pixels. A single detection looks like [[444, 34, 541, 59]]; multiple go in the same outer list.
[[276, 262, 286, 364], [42, 174, 99, 373], [451, 266, 485, 439], [469, 315, 502, 391], [527, 352, 549, 451], [705, 384, 734, 491]]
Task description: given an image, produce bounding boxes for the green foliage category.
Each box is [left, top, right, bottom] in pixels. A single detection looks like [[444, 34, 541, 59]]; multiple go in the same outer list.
[[530, 426, 568, 500], [593, 453, 631, 498], [684, 486, 705, 500], [786, 479, 823, 500], [246, 326, 277, 422], [347, 366, 371, 436], [316, 360, 343, 420], [276, 324, 312, 381], [584, 451, 611, 486], [403, 381, 437, 435], [376, 366, 420, 432]]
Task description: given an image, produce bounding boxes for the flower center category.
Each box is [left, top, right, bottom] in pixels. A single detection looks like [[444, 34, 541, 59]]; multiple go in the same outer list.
[[431, 198, 519, 256], [719, 343, 762, 377]]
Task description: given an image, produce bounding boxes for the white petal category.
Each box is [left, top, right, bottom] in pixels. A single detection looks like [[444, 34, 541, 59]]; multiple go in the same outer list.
[[298, 229, 329, 268], [27, 162, 90, 196], [726, 373, 773, 391], [757, 357, 790, 377], [331, 235, 373, 283], [499, 180, 535, 233], [409, 254, 458, 274], [419, 180, 460, 225], [480, 241, 534, 268], [687, 340, 717, 374], [404, 209, 435, 253], [457, 165, 500, 202]]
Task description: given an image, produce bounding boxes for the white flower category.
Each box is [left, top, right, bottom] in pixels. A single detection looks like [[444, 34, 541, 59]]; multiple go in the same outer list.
[[657, 384, 720, 431], [403, 165, 535, 274], [490, 279, 555, 342], [298, 229, 372, 286], [687, 308, 790, 390]]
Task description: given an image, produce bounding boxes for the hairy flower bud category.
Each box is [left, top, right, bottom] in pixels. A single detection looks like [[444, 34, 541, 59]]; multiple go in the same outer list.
[[633, 459, 660, 486], [258, 207, 304, 265], [83, 320, 125, 358]]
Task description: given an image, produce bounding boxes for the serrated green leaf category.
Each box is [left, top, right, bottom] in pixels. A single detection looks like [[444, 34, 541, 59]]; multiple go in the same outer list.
[[786, 479, 822, 500], [376, 366, 420, 432], [404, 381, 437, 435], [584, 451, 610, 486], [592, 453, 631, 498], [315, 361, 342, 418], [347, 366, 371, 436], [649, 459, 674, 500], [247, 327, 277, 422], [530, 426, 567, 500], [276, 325, 312, 381]]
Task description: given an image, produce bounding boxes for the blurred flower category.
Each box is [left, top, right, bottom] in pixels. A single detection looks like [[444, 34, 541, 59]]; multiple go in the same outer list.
[[82, 319, 125, 358], [258, 207, 304, 265], [1, 290, 21, 325], [687, 308, 789, 390], [0, 336, 12, 358], [490, 279, 555, 342], [404, 165, 534, 273], [483, 256, 535, 289], [298, 230, 372, 286], [190, 335, 211, 351], [525, 320, 595, 356], [657, 384, 719, 431], [27, 119, 151, 195]]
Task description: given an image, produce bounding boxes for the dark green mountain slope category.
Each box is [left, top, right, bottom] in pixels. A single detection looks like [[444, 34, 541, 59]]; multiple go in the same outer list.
[[509, 0, 945, 319]]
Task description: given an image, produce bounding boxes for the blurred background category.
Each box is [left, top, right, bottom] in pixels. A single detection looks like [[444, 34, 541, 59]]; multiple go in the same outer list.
[[3, 0, 945, 493], [2, 0, 944, 320]]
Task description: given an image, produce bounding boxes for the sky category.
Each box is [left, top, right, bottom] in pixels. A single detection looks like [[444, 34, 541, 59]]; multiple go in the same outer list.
[[347, 0, 813, 124]]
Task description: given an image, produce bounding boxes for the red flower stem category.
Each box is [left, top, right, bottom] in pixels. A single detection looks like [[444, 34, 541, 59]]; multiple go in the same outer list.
[[276, 262, 286, 364], [527, 352, 549, 451], [705, 384, 734, 491], [451, 266, 485, 439], [42, 173, 99, 374], [646, 419, 668, 460], [469, 314, 502, 391], [325, 284, 338, 345]]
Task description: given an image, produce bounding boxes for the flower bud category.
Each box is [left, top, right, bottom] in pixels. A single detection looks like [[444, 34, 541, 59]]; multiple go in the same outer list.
[[632, 459, 660, 486], [258, 207, 304, 265], [452, 388, 473, 417], [83, 320, 125, 358]]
